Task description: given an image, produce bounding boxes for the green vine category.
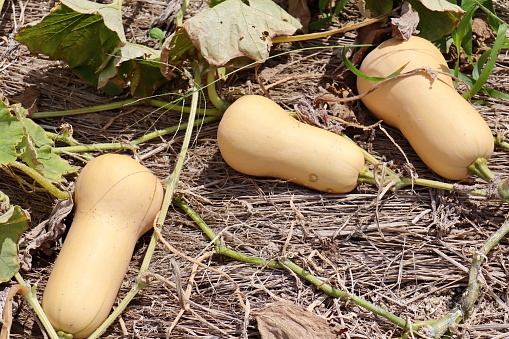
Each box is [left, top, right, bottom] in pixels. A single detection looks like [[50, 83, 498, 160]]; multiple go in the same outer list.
[[173, 196, 509, 338]]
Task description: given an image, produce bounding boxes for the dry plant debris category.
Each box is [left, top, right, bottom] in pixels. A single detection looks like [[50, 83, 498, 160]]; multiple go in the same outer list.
[[0, 1, 509, 339], [253, 300, 341, 339]]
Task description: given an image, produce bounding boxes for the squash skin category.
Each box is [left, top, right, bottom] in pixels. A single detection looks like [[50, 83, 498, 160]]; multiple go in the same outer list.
[[217, 95, 365, 193], [42, 154, 164, 338], [357, 36, 493, 180]]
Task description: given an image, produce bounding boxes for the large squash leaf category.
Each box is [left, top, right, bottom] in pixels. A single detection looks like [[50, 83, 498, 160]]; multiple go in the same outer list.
[[15, 0, 168, 97], [15, 1, 123, 87], [182, 0, 302, 66]]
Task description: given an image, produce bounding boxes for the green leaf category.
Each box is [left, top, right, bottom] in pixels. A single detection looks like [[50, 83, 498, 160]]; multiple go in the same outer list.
[[0, 102, 24, 165], [15, 2, 123, 87], [161, 29, 198, 68], [98, 43, 168, 97], [406, 0, 465, 41], [453, 1, 477, 62], [0, 99, 78, 182], [15, 0, 169, 97], [0, 205, 29, 282], [33, 145, 80, 182], [181, 0, 302, 66], [60, 0, 126, 42], [149, 27, 165, 41], [12, 104, 79, 182]]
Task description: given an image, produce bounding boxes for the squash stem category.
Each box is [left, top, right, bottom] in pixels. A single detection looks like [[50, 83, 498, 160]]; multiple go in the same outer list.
[[497, 179, 509, 202], [173, 197, 419, 334], [411, 216, 509, 338], [13, 273, 60, 339], [461, 217, 509, 319], [280, 259, 415, 331], [141, 63, 204, 277], [467, 157, 495, 182], [358, 167, 502, 201], [206, 69, 230, 112], [406, 308, 463, 338], [175, 195, 509, 337], [494, 134, 509, 150], [7, 161, 70, 200]]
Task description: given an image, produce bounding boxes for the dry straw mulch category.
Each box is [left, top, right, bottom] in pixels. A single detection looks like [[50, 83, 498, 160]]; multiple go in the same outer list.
[[1, 1, 509, 338]]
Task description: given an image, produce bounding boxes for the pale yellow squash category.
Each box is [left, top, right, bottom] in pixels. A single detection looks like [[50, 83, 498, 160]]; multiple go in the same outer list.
[[42, 154, 164, 338], [357, 36, 493, 180], [217, 95, 365, 193]]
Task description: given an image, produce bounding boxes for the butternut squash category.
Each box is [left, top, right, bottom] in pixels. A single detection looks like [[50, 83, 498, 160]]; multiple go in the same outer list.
[[217, 95, 365, 193], [42, 154, 164, 338], [356, 36, 494, 180]]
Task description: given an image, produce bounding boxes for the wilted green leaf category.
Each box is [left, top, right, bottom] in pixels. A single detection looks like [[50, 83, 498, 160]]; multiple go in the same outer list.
[[60, 0, 126, 41], [182, 0, 302, 66], [0, 205, 29, 282], [160, 29, 197, 70]]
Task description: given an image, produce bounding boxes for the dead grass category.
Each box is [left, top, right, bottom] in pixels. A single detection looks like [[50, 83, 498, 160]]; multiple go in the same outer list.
[[1, 0, 509, 338]]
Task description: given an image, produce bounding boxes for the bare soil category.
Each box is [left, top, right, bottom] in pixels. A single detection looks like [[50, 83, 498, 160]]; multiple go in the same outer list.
[[1, 1, 509, 338]]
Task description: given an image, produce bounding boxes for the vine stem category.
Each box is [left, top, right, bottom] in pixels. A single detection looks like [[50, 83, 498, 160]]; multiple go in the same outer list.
[[7, 161, 70, 200], [407, 216, 509, 338], [50, 115, 220, 155], [357, 167, 495, 200], [272, 14, 388, 43], [206, 69, 230, 111], [174, 197, 509, 338], [30, 98, 221, 119], [172, 198, 419, 334], [176, 0, 189, 26], [460, 217, 509, 319], [85, 63, 204, 339], [13, 273, 60, 339], [467, 157, 495, 182]]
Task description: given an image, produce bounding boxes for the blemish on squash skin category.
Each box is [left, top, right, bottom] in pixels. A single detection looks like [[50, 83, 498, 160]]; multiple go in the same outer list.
[[309, 173, 318, 182]]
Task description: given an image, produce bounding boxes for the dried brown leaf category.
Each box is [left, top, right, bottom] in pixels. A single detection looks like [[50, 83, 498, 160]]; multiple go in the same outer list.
[[19, 195, 74, 270], [254, 300, 339, 339], [288, 0, 311, 33], [391, 2, 420, 40]]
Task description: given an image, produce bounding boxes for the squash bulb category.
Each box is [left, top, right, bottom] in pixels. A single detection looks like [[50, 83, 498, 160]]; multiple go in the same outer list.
[[42, 154, 164, 338], [217, 95, 365, 193], [357, 36, 493, 180]]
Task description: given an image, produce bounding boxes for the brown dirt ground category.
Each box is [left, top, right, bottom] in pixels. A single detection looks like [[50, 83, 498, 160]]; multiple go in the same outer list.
[[1, 0, 509, 338]]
